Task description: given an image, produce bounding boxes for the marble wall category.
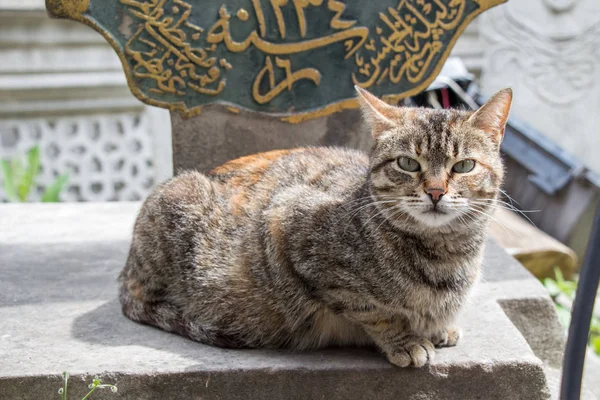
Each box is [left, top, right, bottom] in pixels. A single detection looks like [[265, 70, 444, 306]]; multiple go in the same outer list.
[[479, 0, 600, 174], [0, 4, 172, 202]]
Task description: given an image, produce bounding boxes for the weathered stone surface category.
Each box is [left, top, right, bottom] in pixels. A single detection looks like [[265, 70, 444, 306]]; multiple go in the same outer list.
[[489, 208, 578, 280], [0, 203, 558, 399], [171, 106, 371, 172]]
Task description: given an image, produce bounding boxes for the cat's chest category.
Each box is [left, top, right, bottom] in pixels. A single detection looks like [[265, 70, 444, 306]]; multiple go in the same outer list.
[[379, 282, 472, 334], [383, 258, 481, 319]]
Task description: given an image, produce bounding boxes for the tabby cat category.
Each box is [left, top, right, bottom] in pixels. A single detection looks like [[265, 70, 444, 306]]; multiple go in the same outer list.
[[119, 87, 512, 367]]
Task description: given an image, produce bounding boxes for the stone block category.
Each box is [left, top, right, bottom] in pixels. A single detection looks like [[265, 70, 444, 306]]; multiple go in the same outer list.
[[0, 203, 559, 399], [171, 107, 371, 173]]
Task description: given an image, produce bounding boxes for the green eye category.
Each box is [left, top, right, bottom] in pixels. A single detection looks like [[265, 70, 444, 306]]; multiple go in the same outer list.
[[452, 160, 476, 173], [398, 157, 421, 172]]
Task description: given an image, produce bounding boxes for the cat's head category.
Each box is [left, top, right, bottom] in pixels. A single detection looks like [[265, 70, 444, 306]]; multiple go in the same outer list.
[[356, 86, 512, 229]]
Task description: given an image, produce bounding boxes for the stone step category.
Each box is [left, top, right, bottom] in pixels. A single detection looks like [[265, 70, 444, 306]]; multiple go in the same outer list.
[[0, 203, 561, 399]]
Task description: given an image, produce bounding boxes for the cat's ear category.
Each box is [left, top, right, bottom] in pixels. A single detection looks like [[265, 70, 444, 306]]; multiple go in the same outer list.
[[468, 88, 512, 145], [355, 86, 399, 140]]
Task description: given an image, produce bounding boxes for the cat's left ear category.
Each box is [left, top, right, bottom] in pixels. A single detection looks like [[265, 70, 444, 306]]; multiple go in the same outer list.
[[355, 86, 401, 140], [468, 88, 512, 145]]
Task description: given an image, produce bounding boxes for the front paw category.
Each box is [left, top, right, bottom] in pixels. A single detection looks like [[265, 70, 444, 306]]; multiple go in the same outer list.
[[431, 326, 461, 348], [386, 336, 435, 368]]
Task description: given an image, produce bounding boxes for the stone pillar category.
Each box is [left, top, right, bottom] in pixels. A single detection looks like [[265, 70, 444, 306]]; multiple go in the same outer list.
[[478, 0, 600, 174], [170, 107, 371, 173]]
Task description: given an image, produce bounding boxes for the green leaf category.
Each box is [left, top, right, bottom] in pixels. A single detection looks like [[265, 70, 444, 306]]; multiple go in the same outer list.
[[41, 174, 69, 203], [555, 304, 572, 329], [10, 157, 25, 201], [543, 278, 561, 297], [17, 146, 41, 202], [591, 316, 600, 335], [592, 336, 600, 355], [551, 267, 577, 298], [1, 159, 19, 202], [554, 267, 565, 284], [10, 156, 23, 182], [561, 280, 577, 296]]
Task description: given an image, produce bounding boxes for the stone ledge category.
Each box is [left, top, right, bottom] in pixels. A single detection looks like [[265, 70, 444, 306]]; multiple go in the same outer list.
[[0, 203, 558, 399], [0, 0, 45, 12]]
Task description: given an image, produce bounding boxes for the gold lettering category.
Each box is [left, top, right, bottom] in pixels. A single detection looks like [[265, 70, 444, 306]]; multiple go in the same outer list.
[[251, 0, 267, 37], [207, 5, 367, 58], [123, 0, 228, 98], [270, 0, 288, 39], [236, 8, 249, 21], [292, 0, 323, 38], [253, 56, 321, 104], [327, 0, 356, 30], [435, 0, 465, 30], [119, 0, 473, 116], [351, 0, 465, 89], [189, 79, 226, 95]]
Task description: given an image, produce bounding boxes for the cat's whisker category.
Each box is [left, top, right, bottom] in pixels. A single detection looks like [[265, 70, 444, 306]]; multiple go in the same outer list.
[[471, 198, 539, 212], [341, 198, 404, 236], [370, 205, 407, 237], [459, 210, 479, 227], [466, 207, 504, 232], [361, 202, 403, 231], [344, 196, 395, 210], [342, 196, 381, 211], [469, 199, 521, 211], [470, 201, 539, 214], [457, 211, 481, 228], [455, 211, 468, 227], [345, 195, 385, 205], [342, 199, 399, 222], [469, 200, 539, 227], [470, 197, 536, 209], [468, 205, 521, 238], [345, 199, 396, 213], [499, 189, 521, 208]]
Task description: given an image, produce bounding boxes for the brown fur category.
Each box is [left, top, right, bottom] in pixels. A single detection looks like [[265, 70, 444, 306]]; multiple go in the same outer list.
[[119, 88, 513, 367]]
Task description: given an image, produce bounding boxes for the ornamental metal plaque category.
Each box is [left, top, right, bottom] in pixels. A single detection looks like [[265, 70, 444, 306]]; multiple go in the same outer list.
[[46, 0, 505, 122]]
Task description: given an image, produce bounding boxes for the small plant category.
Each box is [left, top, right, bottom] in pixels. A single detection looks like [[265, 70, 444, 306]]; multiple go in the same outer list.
[[543, 268, 600, 355], [1, 145, 69, 202], [58, 372, 118, 400]]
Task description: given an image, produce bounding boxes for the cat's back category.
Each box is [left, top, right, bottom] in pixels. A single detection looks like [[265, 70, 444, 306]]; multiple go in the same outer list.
[[209, 147, 369, 205]]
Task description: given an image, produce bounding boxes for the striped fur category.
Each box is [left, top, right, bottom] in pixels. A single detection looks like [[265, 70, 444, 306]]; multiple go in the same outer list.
[[119, 89, 512, 367]]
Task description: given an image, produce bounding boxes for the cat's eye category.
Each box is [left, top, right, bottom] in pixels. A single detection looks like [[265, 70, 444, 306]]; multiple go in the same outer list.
[[397, 157, 421, 172], [452, 160, 476, 173]]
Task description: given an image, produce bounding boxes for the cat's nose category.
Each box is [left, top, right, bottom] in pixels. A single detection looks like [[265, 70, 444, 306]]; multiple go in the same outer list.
[[426, 188, 445, 206]]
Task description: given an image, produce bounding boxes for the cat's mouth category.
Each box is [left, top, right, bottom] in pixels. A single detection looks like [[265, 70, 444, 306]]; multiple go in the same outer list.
[[423, 209, 447, 215], [407, 205, 457, 227]]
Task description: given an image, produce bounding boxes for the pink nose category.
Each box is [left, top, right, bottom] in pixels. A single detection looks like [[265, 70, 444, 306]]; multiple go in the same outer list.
[[426, 188, 445, 205]]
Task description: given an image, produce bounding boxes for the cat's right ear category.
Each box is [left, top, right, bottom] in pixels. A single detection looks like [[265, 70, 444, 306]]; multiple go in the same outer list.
[[355, 86, 398, 140], [468, 88, 512, 145]]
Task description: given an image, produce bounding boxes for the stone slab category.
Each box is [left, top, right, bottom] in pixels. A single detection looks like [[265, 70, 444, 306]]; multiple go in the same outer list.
[[0, 203, 557, 399]]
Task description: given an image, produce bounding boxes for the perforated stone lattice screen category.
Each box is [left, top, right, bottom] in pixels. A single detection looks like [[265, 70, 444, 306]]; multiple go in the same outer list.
[[0, 112, 156, 202]]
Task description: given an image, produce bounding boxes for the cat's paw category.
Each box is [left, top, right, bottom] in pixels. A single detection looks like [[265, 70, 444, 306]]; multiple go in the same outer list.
[[387, 337, 435, 368], [431, 326, 461, 348]]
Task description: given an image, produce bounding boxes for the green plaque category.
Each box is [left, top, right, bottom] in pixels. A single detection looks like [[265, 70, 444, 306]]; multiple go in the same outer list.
[[46, 0, 505, 122]]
